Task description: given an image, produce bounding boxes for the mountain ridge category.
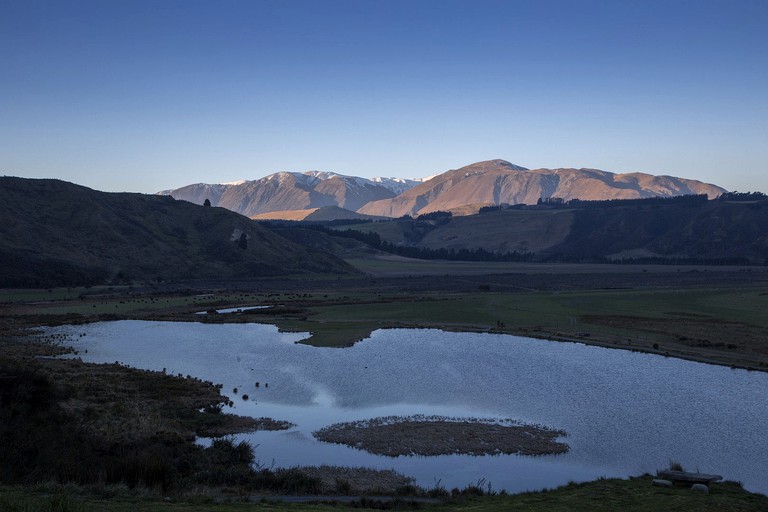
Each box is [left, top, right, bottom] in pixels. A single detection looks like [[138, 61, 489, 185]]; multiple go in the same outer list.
[[160, 171, 427, 217], [161, 159, 726, 220], [358, 160, 726, 217]]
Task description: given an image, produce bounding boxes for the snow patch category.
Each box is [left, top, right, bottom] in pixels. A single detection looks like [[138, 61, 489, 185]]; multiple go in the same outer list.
[[371, 177, 426, 194]]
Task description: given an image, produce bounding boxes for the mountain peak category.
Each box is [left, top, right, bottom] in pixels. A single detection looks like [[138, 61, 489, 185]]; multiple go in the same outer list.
[[302, 171, 343, 180], [358, 161, 725, 217], [463, 159, 529, 172], [160, 160, 726, 220]]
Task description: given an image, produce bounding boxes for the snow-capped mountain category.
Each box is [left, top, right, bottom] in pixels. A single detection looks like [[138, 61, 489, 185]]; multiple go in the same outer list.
[[359, 160, 727, 217], [160, 161, 726, 219], [371, 177, 427, 195], [159, 171, 424, 217]]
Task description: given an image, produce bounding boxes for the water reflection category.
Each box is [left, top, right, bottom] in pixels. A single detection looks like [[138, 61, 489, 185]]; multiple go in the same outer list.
[[53, 321, 768, 494]]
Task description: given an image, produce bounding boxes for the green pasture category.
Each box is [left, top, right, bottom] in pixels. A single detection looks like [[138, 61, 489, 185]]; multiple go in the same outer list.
[[345, 257, 764, 278], [313, 286, 768, 327], [290, 285, 768, 347], [5, 282, 767, 350], [12, 284, 765, 348]]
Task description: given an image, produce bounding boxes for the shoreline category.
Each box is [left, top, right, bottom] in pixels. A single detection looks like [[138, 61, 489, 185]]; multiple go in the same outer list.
[[10, 306, 767, 373], [4, 314, 768, 499]]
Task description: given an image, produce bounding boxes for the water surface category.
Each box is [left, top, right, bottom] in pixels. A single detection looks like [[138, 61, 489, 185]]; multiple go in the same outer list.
[[52, 321, 768, 494]]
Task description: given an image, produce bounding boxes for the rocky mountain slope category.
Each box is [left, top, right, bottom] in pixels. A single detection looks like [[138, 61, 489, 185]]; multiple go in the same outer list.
[[160, 172, 425, 217], [0, 177, 352, 287], [162, 160, 726, 220], [358, 160, 727, 217]]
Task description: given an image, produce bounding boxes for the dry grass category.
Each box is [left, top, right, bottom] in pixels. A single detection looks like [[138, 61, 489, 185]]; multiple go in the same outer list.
[[313, 415, 568, 457]]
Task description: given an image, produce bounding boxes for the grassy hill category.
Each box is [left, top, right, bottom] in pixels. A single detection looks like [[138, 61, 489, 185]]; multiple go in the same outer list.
[[0, 177, 353, 287], [550, 198, 768, 262], [329, 196, 768, 264]]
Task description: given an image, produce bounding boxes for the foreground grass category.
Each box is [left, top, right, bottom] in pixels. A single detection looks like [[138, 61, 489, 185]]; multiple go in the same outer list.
[[2, 476, 767, 511], [0, 486, 339, 511], [455, 477, 768, 512]]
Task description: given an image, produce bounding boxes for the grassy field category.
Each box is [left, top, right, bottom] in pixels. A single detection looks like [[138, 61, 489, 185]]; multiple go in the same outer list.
[[331, 209, 575, 255], [275, 284, 768, 369], [2, 476, 767, 511], [346, 256, 763, 277], [3, 270, 767, 368]]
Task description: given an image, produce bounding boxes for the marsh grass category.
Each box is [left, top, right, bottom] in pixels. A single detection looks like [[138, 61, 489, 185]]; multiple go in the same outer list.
[[314, 415, 568, 457], [0, 338, 291, 494], [667, 460, 685, 472], [0, 491, 85, 512]]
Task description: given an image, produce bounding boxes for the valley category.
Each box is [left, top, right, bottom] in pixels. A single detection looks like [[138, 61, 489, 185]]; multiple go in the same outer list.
[[5, 0, 767, 507], [2, 263, 768, 510], [2, 175, 767, 510]]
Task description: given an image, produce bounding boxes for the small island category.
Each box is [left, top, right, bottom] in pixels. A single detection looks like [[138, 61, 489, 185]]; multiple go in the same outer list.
[[313, 415, 569, 457]]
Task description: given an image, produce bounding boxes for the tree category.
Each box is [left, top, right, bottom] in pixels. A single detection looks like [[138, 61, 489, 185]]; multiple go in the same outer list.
[[203, 198, 211, 207]]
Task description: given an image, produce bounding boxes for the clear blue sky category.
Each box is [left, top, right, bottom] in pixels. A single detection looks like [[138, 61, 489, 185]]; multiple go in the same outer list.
[[2, 0, 767, 193]]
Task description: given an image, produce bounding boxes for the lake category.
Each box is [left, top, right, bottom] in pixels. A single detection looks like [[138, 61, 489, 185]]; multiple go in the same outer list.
[[49, 320, 768, 494]]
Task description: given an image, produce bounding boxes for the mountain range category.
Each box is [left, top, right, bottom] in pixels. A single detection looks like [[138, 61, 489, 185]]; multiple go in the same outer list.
[[0, 174, 762, 289], [160, 160, 727, 219], [158, 172, 425, 218]]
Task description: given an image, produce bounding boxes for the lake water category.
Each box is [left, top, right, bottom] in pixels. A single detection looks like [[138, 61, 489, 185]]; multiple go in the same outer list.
[[49, 321, 768, 494]]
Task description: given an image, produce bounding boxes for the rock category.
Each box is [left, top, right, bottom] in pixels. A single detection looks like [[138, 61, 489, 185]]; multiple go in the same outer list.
[[691, 483, 709, 493], [652, 479, 673, 488]]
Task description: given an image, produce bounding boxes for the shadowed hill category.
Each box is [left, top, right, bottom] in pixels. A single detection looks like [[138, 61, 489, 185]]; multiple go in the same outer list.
[[0, 177, 353, 287], [547, 197, 768, 262], [337, 196, 768, 264]]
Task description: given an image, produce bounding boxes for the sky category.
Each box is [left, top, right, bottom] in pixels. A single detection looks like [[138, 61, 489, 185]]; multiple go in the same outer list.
[[1, 0, 767, 194]]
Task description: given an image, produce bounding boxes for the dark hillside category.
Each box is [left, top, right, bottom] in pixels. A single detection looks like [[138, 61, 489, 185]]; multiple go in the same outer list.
[[325, 196, 768, 264], [547, 198, 768, 263], [0, 177, 352, 287]]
